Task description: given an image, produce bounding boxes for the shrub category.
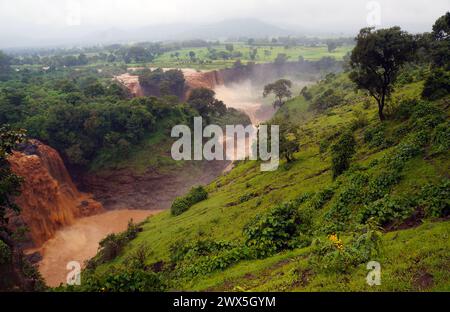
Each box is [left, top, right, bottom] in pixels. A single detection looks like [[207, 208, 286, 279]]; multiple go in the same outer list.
[[171, 186, 208, 216], [310, 221, 382, 273], [168, 239, 253, 277], [331, 131, 356, 179], [0, 240, 11, 265], [82, 266, 165, 292], [359, 195, 415, 226], [311, 88, 344, 111], [411, 101, 445, 130], [422, 68, 450, 100], [432, 122, 450, 153], [86, 220, 143, 268], [419, 179, 450, 218], [124, 243, 153, 270], [350, 111, 369, 130], [243, 202, 310, 257], [364, 123, 389, 149], [308, 187, 335, 210]]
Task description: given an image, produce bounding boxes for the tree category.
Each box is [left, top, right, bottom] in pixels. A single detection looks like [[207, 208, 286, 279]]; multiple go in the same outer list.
[[225, 44, 234, 53], [326, 40, 338, 53], [274, 53, 288, 65], [0, 125, 26, 224], [188, 51, 196, 61], [0, 51, 12, 81], [279, 122, 299, 162], [430, 12, 450, 68], [249, 48, 258, 60], [263, 79, 292, 108], [331, 130, 356, 179], [188, 88, 226, 120], [349, 27, 416, 121]]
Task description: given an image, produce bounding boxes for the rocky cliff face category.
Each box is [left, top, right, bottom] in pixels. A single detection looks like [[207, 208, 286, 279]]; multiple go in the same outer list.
[[114, 73, 144, 97], [8, 140, 103, 247], [182, 69, 224, 100], [115, 69, 225, 100]]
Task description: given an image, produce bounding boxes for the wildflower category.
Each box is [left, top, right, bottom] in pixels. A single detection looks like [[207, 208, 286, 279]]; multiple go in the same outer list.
[[328, 234, 344, 250]]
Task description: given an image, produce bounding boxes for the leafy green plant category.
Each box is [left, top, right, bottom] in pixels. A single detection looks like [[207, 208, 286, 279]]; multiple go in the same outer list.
[[0, 239, 11, 265], [310, 220, 382, 273], [307, 187, 335, 210], [171, 186, 208, 216], [359, 195, 415, 226], [364, 123, 390, 149], [418, 179, 450, 218], [82, 266, 165, 292], [243, 202, 310, 257], [86, 220, 143, 269], [331, 131, 356, 179]]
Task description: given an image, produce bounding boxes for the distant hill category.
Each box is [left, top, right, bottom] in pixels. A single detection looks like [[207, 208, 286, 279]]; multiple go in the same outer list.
[[97, 19, 295, 43], [1, 19, 296, 49], [181, 18, 294, 39]]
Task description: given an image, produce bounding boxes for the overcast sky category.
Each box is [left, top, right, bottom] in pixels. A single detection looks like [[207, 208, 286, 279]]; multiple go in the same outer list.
[[0, 0, 448, 47]]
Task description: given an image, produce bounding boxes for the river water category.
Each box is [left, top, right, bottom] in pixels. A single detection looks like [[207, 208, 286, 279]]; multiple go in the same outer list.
[[28, 210, 161, 287]]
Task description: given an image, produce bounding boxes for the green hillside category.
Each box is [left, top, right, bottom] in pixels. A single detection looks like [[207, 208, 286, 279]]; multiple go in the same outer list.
[[76, 66, 450, 292]]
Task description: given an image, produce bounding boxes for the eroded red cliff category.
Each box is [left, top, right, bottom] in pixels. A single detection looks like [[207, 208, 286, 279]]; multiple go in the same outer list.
[[8, 140, 103, 246], [115, 68, 224, 100]]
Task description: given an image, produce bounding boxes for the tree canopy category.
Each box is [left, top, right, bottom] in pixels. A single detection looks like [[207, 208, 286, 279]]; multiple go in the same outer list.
[[349, 27, 416, 121], [263, 79, 293, 108]]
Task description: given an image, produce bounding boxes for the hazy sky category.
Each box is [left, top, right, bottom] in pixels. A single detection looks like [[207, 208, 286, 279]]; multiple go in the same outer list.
[[0, 0, 448, 47]]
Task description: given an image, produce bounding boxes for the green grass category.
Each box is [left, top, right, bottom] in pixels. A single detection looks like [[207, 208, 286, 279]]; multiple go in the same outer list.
[[190, 220, 450, 291]]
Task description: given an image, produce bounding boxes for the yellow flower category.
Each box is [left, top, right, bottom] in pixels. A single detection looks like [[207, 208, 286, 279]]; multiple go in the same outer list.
[[328, 234, 344, 250]]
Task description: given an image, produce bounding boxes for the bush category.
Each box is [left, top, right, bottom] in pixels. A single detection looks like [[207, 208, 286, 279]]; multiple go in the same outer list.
[[432, 122, 450, 153], [331, 131, 356, 179], [82, 266, 165, 292], [0, 240, 11, 265], [168, 239, 253, 277], [311, 89, 344, 111], [307, 187, 335, 210], [243, 202, 310, 257], [171, 186, 208, 216], [419, 179, 450, 218], [124, 243, 153, 270], [422, 68, 450, 100], [359, 195, 415, 226], [350, 111, 368, 130], [310, 221, 382, 273], [364, 123, 391, 149], [86, 220, 143, 268]]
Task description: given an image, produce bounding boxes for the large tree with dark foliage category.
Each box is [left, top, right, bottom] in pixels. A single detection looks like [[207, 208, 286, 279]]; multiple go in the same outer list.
[[187, 88, 226, 121], [263, 79, 292, 108], [349, 27, 416, 121], [430, 12, 450, 69], [0, 51, 12, 81]]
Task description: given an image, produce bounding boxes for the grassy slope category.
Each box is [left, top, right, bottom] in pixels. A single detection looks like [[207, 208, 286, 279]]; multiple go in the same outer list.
[[92, 73, 450, 291]]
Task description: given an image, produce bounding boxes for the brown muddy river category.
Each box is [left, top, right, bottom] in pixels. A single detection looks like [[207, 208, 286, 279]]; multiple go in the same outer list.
[[28, 210, 161, 287]]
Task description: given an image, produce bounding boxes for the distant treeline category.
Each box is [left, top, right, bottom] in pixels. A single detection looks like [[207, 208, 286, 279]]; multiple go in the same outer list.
[[6, 36, 353, 67]]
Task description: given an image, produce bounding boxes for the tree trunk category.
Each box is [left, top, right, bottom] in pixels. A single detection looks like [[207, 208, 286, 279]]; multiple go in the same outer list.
[[378, 91, 386, 121], [378, 105, 385, 121]]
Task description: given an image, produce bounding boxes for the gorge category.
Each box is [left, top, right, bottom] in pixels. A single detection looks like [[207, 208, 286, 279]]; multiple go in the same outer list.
[[9, 63, 323, 286]]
